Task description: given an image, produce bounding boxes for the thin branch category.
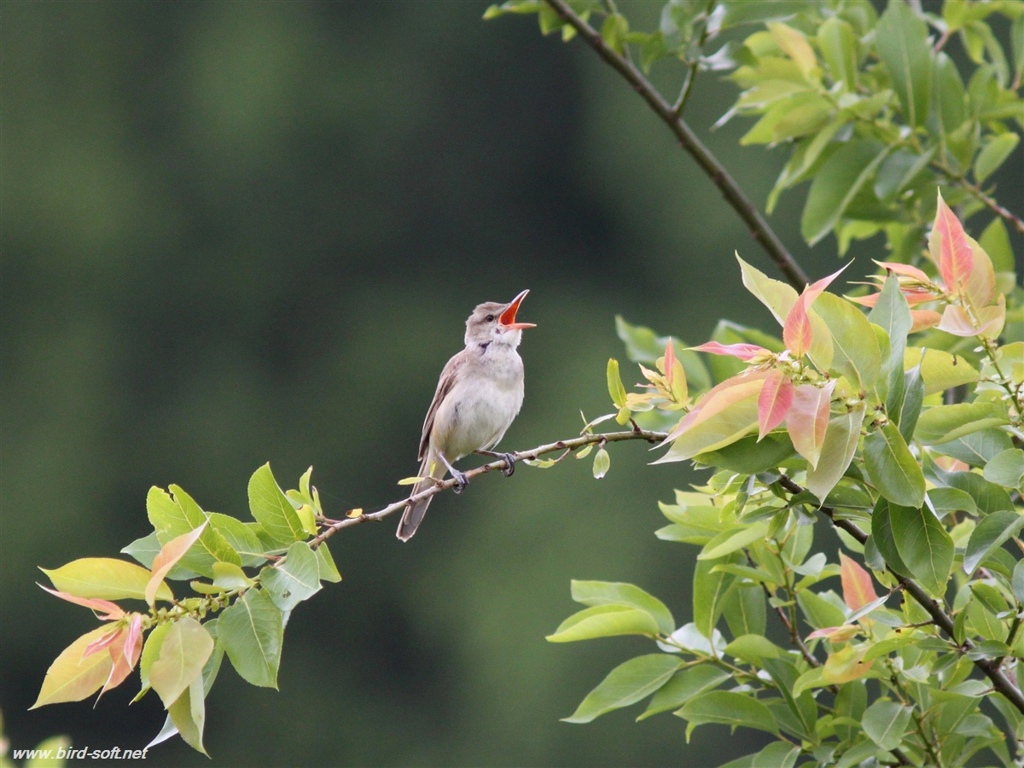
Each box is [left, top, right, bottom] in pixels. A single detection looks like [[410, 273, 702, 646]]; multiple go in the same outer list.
[[541, 0, 809, 289], [777, 475, 1024, 716], [311, 427, 666, 547]]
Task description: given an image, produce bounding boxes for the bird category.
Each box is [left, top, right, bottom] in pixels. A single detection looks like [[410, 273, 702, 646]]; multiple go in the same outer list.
[[397, 290, 535, 541]]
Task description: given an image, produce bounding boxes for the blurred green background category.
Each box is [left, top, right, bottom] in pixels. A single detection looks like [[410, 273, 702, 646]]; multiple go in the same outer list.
[[2, 2, 1021, 767]]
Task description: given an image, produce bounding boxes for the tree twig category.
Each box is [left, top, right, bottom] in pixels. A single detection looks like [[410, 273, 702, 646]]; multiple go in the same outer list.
[[541, 0, 809, 289], [311, 427, 666, 546]]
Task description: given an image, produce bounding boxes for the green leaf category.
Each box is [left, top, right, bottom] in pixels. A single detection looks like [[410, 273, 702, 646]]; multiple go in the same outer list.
[[217, 588, 283, 688], [166, 673, 207, 755], [606, 358, 626, 408], [547, 604, 660, 642], [869, 274, 912, 394], [725, 634, 783, 666], [801, 140, 889, 245], [722, 585, 767, 639], [917, 402, 1010, 444], [894, 365, 924, 443], [693, 432, 796, 474], [208, 512, 268, 567], [31, 626, 117, 708], [698, 522, 769, 560], [890, 505, 954, 595], [248, 463, 305, 545], [864, 421, 925, 507], [862, 699, 912, 751], [805, 403, 865, 503], [719, 742, 801, 768], [963, 511, 1024, 576], [694, 554, 739, 640], [40, 558, 172, 602], [984, 448, 1024, 489], [592, 447, 611, 479], [945, 471, 1015, 514], [570, 580, 674, 634], [676, 691, 779, 737], [932, 427, 1013, 466], [975, 133, 1020, 184], [638, 665, 731, 720], [150, 617, 214, 710], [814, 293, 881, 389], [904, 348, 979, 395], [147, 486, 241, 575], [315, 542, 342, 584], [261, 541, 322, 612], [876, 0, 932, 127], [563, 654, 681, 723], [818, 17, 858, 90]]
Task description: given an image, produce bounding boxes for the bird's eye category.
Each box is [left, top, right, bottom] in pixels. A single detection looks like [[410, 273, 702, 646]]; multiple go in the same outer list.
[[485, 314, 495, 322]]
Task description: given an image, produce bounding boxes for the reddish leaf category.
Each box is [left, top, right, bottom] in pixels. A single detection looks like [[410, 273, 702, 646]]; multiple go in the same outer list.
[[663, 340, 676, 388], [846, 293, 880, 308], [909, 309, 942, 333], [807, 625, 860, 641], [840, 553, 877, 612], [101, 613, 144, 697], [39, 585, 125, 621], [757, 369, 794, 439], [690, 341, 767, 361], [83, 627, 123, 659], [804, 263, 851, 305], [783, 296, 813, 357], [930, 191, 974, 295], [873, 260, 932, 284], [146, 522, 208, 607], [786, 381, 836, 468]]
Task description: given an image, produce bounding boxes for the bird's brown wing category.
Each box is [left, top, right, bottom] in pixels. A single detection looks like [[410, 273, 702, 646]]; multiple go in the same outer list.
[[417, 352, 462, 460]]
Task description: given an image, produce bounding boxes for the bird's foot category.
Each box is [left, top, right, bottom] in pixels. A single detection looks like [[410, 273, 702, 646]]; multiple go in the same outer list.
[[500, 453, 516, 477], [451, 468, 469, 494], [475, 449, 516, 477]]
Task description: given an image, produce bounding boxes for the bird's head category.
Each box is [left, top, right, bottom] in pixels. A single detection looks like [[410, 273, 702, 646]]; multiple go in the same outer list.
[[465, 289, 536, 348]]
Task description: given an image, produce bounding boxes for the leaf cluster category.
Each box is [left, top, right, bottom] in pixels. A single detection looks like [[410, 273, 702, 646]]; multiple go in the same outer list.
[[32, 464, 340, 754]]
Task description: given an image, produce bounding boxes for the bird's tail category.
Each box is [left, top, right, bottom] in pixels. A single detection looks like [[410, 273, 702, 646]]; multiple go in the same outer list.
[[396, 451, 443, 541]]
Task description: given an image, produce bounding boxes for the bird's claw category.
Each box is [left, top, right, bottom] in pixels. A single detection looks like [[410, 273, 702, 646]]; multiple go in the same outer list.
[[452, 469, 469, 494], [500, 453, 516, 477]]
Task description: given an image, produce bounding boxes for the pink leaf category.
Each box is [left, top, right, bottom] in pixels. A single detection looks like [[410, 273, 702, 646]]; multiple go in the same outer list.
[[663, 340, 676, 388], [783, 296, 813, 357], [100, 614, 143, 697], [757, 369, 794, 440], [39, 585, 125, 621], [840, 553, 877, 612], [689, 341, 767, 361], [931, 192, 973, 295], [873, 260, 932, 284], [145, 521, 208, 607], [846, 293, 880, 308], [82, 627, 123, 660], [804, 262, 852, 305], [786, 381, 836, 469], [909, 309, 942, 333]]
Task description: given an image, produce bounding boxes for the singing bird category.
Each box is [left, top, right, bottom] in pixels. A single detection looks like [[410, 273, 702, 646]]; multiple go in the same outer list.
[[397, 290, 535, 541]]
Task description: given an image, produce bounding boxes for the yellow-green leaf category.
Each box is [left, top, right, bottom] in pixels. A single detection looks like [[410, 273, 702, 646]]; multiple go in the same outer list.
[[41, 558, 172, 602]]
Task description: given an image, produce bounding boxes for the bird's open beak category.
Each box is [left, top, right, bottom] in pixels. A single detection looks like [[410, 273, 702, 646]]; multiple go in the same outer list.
[[499, 289, 536, 330]]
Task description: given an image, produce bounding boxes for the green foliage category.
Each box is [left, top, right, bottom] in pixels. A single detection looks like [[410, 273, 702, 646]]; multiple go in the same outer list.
[[32, 465, 337, 753], [547, 195, 1023, 764]]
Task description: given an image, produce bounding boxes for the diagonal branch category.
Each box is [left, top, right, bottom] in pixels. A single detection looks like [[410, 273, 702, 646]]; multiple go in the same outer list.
[[311, 427, 666, 546], [541, 0, 809, 289], [777, 474, 1024, 715]]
